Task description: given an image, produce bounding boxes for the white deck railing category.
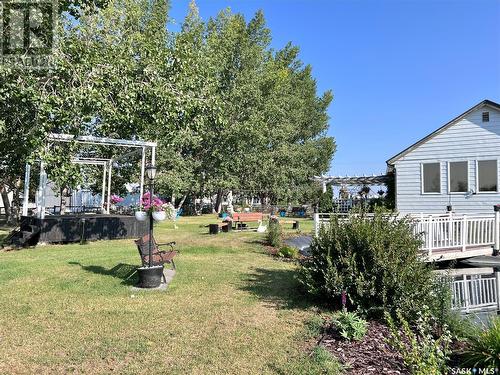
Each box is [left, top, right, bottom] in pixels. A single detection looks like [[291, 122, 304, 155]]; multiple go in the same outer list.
[[451, 273, 500, 313], [413, 214, 496, 255], [314, 212, 500, 259]]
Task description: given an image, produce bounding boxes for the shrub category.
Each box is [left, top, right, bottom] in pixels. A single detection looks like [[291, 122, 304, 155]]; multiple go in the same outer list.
[[266, 219, 282, 247], [386, 307, 452, 375], [330, 310, 368, 341], [318, 189, 334, 212], [277, 245, 299, 259], [462, 316, 500, 370], [298, 210, 438, 321]]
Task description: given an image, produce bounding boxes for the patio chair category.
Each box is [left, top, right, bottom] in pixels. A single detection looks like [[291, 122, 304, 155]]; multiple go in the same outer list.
[[135, 234, 178, 270]]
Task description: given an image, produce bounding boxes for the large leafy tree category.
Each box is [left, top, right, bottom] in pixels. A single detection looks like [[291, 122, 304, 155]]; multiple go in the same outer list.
[[0, 0, 335, 218]]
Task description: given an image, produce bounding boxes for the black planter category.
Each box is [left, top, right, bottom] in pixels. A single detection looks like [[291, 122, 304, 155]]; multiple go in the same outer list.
[[137, 265, 164, 288]]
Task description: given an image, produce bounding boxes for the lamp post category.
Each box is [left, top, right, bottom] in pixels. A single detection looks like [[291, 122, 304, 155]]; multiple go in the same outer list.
[[146, 164, 157, 268], [136, 163, 163, 288]]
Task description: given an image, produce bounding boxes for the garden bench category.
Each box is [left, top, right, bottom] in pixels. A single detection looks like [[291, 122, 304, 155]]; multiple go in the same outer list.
[[232, 212, 264, 230], [135, 234, 178, 270]]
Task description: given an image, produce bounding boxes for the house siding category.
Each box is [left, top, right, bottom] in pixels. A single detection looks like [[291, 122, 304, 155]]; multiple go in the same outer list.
[[394, 106, 500, 214]]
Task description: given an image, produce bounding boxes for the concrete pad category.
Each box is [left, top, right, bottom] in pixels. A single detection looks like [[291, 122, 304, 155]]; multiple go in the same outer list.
[[130, 268, 176, 292]]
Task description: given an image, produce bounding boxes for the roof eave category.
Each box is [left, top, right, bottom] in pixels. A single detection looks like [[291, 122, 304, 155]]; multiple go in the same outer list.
[[386, 100, 500, 166]]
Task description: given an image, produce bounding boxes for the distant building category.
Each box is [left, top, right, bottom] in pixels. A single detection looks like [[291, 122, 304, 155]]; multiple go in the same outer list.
[[387, 100, 500, 214]]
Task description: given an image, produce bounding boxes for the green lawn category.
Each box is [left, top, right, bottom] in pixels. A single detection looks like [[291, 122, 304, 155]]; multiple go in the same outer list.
[[0, 227, 10, 243], [0, 215, 338, 374]]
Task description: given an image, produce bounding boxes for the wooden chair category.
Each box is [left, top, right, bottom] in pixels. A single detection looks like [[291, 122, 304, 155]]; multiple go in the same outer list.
[[135, 234, 178, 270]]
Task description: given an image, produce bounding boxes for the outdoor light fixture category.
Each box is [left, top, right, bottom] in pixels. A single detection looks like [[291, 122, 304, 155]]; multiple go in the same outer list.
[[146, 164, 157, 180]]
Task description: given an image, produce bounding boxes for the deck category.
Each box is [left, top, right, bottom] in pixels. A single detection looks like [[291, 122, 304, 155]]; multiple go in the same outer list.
[[314, 212, 500, 262]]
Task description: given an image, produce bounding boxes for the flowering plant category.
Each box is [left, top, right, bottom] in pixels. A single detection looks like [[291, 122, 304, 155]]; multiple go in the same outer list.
[[141, 192, 164, 212], [110, 194, 124, 204], [162, 202, 177, 220]]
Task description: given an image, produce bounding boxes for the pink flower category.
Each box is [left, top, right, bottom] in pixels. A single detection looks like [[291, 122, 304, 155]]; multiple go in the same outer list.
[[140, 192, 164, 212], [110, 194, 124, 204], [341, 291, 347, 310]]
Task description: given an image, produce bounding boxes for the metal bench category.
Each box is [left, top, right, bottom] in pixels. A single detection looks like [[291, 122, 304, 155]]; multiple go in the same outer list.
[[135, 234, 178, 270]]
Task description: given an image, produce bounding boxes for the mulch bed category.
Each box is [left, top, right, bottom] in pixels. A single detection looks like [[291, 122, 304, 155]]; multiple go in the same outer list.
[[319, 320, 410, 374]]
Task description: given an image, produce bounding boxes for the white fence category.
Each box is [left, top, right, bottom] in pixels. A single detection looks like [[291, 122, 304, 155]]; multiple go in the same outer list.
[[413, 214, 496, 256], [314, 211, 500, 260], [451, 272, 500, 313]]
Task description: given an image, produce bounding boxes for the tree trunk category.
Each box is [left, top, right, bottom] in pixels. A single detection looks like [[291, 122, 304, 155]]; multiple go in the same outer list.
[[177, 193, 188, 210], [1, 185, 11, 222], [215, 189, 223, 214], [12, 186, 20, 222], [171, 193, 176, 207]]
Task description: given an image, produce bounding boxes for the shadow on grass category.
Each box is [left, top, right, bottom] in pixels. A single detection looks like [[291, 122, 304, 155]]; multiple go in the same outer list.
[[240, 267, 313, 310], [69, 261, 138, 285], [244, 238, 267, 246]]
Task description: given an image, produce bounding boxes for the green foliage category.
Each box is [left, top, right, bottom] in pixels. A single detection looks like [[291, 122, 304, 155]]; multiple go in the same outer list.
[[298, 210, 437, 321], [1, 0, 335, 216], [266, 220, 283, 247], [462, 316, 500, 370], [303, 314, 325, 338], [284, 346, 343, 375], [309, 346, 344, 374], [386, 308, 452, 375], [444, 311, 477, 341], [318, 189, 334, 212], [331, 310, 367, 341], [276, 245, 299, 259]]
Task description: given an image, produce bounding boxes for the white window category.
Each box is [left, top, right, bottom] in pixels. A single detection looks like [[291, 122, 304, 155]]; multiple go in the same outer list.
[[477, 160, 498, 192], [448, 161, 468, 193], [422, 163, 441, 193]]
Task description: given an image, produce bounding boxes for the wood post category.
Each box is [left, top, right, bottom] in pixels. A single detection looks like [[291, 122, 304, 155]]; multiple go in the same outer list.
[[106, 161, 112, 214], [139, 146, 146, 210], [463, 274, 470, 314], [461, 215, 467, 252], [101, 164, 107, 211], [495, 270, 500, 311], [314, 213, 319, 237], [428, 218, 433, 257], [22, 164, 30, 216], [494, 205, 500, 256]]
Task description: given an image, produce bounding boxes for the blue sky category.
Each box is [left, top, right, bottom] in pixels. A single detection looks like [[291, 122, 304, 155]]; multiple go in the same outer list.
[[168, 0, 500, 176]]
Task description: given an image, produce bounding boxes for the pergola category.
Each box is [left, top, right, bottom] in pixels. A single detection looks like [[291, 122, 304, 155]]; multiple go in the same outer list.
[[312, 174, 390, 193], [23, 133, 157, 219]]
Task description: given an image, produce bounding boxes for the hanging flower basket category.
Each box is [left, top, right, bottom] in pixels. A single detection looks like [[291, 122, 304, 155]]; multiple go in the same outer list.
[[152, 211, 166, 221], [135, 211, 148, 221]]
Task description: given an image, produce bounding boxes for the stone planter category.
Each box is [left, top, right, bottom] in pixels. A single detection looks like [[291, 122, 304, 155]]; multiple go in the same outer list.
[[135, 211, 148, 222], [152, 211, 166, 221], [137, 265, 164, 288]]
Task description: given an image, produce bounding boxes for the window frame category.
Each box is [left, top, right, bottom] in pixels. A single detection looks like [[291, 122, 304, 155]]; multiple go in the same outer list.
[[447, 160, 469, 194], [421, 162, 442, 195], [476, 159, 499, 194], [482, 111, 490, 122]]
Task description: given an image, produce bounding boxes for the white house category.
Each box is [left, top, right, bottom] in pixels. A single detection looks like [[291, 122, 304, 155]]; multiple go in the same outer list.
[[387, 100, 500, 214]]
